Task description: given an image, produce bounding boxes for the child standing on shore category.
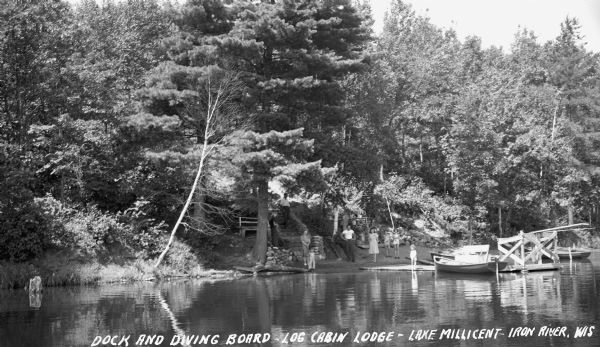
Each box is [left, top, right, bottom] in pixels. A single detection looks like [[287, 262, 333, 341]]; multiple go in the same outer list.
[[383, 229, 392, 257], [410, 243, 418, 269]]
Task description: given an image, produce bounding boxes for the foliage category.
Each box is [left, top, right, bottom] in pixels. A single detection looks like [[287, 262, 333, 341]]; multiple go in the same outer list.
[[34, 195, 165, 259], [375, 174, 487, 237], [3, 0, 600, 269]]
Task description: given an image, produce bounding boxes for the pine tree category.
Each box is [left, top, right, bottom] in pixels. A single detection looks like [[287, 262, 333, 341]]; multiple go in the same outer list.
[[210, 0, 370, 261], [126, 0, 242, 229], [224, 128, 327, 263]]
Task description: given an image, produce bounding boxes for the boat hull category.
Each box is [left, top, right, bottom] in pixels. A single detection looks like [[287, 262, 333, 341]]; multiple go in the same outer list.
[[556, 248, 591, 259], [434, 257, 508, 274]]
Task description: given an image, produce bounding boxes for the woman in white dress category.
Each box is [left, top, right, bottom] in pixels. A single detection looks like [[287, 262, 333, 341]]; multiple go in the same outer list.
[[368, 229, 380, 263]]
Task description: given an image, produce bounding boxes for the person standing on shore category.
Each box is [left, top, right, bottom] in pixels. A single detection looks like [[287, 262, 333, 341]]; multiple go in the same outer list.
[[383, 229, 392, 257], [392, 230, 400, 258], [341, 226, 356, 262], [279, 193, 290, 227], [307, 246, 317, 271], [301, 229, 311, 267], [368, 228, 380, 262], [410, 243, 418, 269]]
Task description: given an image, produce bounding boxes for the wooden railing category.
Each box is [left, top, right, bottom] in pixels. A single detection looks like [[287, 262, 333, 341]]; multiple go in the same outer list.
[[498, 230, 559, 266], [238, 217, 258, 238]]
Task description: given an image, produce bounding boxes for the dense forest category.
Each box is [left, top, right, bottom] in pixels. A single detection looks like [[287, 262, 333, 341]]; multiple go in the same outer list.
[[1, 0, 599, 266]]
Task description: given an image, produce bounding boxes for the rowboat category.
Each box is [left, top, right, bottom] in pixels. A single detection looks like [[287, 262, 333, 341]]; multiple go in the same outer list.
[[556, 247, 591, 259], [433, 256, 508, 274], [433, 245, 508, 274], [430, 245, 485, 262]]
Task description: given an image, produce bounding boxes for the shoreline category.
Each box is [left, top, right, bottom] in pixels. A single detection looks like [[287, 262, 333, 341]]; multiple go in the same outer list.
[[0, 244, 429, 290], [3, 244, 597, 290]]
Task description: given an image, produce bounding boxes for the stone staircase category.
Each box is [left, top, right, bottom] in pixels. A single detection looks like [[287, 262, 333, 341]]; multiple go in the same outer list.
[[273, 211, 347, 261], [279, 229, 303, 262]]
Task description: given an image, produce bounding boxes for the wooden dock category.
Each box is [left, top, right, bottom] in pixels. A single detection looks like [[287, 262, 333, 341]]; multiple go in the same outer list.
[[496, 223, 588, 273], [360, 265, 435, 272], [234, 265, 307, 274], [405, 257, 434, 265], [499, 263, 561, 272]]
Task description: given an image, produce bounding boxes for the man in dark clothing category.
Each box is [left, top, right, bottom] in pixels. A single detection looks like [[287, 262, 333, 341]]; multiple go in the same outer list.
[[279, 193, 290, 227], [341, 226, 356, 262]]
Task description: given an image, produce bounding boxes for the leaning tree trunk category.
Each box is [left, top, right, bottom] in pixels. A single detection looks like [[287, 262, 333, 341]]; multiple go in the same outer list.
[[154, 138, 208, 268], [153, 72, 232, 269], [192, 176, 206, 231], [385, 198, 395, 231], [252, 179, 269, 264], [332, 205, 340, 236]]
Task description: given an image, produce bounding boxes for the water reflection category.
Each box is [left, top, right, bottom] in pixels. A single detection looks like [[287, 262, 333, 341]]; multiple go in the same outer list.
[[498, 271, 563, 319], [157, 290, 190, 347], [29, 292, 42, 309], [0, 256, 599, 347], [411, 270, 418, 295]]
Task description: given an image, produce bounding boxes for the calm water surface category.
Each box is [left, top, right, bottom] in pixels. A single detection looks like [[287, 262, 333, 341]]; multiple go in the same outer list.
[[1, 254, 600, 347]]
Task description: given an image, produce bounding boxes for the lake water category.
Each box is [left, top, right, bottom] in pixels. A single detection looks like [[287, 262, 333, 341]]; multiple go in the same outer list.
[[1, 254, 599, 347]]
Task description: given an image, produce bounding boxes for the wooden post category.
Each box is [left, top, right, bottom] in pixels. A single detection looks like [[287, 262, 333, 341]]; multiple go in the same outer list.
[[553, 234, 558, 263], [498, 207, 503, 237], [536, 234, 544, 264], [520, 231, 526, 271], [333, 206, 340, 236], [468, 218, 472, 245], [568, 204, 574, 226], [495, 258, 499, 280]]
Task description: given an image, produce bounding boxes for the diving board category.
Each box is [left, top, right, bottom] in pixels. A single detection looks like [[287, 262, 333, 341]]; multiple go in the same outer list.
[[360, 265, 435, 272], [497, 223, 588, 272]]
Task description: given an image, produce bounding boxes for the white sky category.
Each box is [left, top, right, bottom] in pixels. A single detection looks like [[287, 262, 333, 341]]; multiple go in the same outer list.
[[370, 0, 600, 53]]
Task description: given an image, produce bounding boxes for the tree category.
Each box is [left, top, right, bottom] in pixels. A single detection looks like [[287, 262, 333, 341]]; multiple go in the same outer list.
[[123, 0, 241, 231], [224, 128, 327, 263], [0, 0, 72, 145], [0, 0, 73, 260], [543, 17, 600, 225], [154, 68, 241, 268], [53, 0, 176, 211], [208, 0, 370, 261]]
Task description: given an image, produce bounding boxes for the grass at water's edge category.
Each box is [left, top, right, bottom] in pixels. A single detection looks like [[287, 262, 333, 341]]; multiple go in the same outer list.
[[0, 235, 253, 290], [0, 251, 237, 290]]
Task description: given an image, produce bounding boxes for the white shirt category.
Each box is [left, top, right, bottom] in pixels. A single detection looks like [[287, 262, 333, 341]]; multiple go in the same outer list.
[[342, 228, 355, 240], [279, 198, 290, 207]]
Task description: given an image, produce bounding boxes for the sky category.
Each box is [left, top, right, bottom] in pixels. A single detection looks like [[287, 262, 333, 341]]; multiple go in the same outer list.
[[370, 0, 600, 53]]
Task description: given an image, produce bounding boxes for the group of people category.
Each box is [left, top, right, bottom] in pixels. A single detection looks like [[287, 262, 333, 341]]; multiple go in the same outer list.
[[284, 191, 418, 269], [382, 228, 411, 258], [300, 223, 418, 270], [342, 226, 417, 266]]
